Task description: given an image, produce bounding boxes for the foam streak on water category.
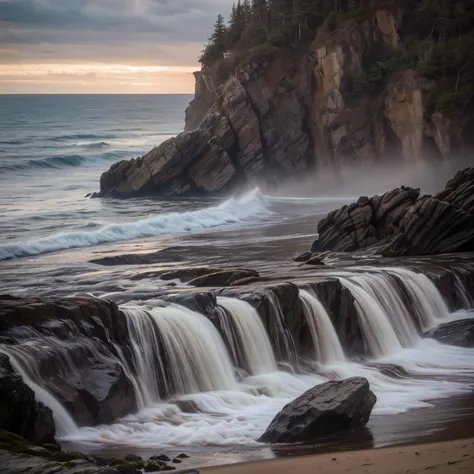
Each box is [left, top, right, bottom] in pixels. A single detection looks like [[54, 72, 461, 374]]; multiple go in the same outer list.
[[0, 189, 271, 261]]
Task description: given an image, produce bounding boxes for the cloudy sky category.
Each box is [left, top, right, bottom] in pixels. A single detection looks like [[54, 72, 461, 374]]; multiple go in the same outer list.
[[0, 0, 232, 93]]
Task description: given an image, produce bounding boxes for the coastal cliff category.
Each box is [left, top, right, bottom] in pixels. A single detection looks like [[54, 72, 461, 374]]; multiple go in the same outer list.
[[97, 3, 474, 197]]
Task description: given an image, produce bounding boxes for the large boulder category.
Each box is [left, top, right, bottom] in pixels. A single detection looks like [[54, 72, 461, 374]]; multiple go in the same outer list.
[[310, 167, 474, 257], [258, 377, 376, 443], [424, 318, 474, 348], [0, 354, 56, 445]]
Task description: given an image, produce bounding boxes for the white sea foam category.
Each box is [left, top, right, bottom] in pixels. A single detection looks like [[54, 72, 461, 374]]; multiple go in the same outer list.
[[0, 189, 271, 260]]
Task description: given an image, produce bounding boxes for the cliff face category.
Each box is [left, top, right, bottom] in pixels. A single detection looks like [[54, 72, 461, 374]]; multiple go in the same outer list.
[[98, 9, 472, 198]]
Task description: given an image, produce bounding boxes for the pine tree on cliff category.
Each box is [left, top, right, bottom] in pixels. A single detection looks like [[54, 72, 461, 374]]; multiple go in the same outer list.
[[293, 0, 322, 38], [268, 0, 293, 26], [228, 1, 246, 48], [242, 0, 252, 24], [251, 0, 270, 33], [211, 14, 227, 51]]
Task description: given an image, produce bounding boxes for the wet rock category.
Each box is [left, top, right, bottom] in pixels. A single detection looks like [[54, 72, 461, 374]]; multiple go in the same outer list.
[[294, 251, 313, 262], [188, 269, 259, 287], [311, 186, 420, 253], [176, 453, 190, 459], [41, 443, 61, 453], [124, 454, 142, 462], [172, 458, 182, 464], [0, 355, 56, 445], [150, 455, 171, 462], [310, 168, 474, 257], [142, 460, 170, 472], [0, 296, 138, 426], [424, 319, 474, 348], [258, 377, 376, 443]]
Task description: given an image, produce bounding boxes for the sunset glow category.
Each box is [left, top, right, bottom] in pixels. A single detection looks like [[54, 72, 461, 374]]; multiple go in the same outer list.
[[0, 63, 197, 94], [0, 0, 231, 94]]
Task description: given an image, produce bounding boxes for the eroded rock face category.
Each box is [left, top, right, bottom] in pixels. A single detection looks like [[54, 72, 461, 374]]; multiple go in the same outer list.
[[0, 355, 56, 445], [425, 318, 474, 348], [312, 186, 420, 252], [98, 52, 314, 198], [185, 70, 217, 132], [258, 377, 376, 443], [0, 297, 137, 427], [311, 167, 474, 257]]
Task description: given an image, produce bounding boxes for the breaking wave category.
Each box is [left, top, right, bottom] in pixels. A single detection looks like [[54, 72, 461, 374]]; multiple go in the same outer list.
[[0, 189, 272, 260]]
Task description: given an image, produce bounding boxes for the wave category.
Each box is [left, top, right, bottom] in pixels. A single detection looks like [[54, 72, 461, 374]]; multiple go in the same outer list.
[[51, 133, 115, 142], [75, 141, 110, 150], [0, 155, 87, 173], [0, 189, 272, 261]]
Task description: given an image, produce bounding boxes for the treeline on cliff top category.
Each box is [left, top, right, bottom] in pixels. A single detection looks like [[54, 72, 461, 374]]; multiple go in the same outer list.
[[199, 0, 474, 113]]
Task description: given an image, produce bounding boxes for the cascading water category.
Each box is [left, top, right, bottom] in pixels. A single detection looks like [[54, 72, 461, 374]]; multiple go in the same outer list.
[[265, 290, 297, 362], [2, 271, 474, 450], [351, 272, 419, 347], [0, 335, 78, 436], [299, 288, 346, 364], [149, 305, 238, 394], [338, 277, 403, 358], [383, 267, 449, 329], [216, 297, 277, 375], [122, 307, 169, 406]]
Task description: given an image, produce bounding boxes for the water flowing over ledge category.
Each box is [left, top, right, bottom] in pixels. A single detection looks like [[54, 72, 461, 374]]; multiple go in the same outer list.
[[1, 262, 474, 449]]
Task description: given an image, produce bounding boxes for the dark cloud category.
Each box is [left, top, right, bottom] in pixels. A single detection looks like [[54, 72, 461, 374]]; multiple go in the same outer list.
[[0, 0, 233, 65]]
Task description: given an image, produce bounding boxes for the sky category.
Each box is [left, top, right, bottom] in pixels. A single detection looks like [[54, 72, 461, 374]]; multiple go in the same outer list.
[[0, 0, 232, 93]]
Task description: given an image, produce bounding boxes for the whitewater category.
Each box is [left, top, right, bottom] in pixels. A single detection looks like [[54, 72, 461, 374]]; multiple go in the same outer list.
[[2, 270, 474, 449], [0, 189, 272, 260]]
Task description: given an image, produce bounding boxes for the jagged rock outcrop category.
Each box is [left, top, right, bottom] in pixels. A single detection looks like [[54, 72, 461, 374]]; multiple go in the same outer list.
[[311, 168, 474, 256], [185, 70, 217, 132], [258, 377, 376, 443], [0, 297, 137, 426], [425, 318, 474, 348], [98, 53, 313, 198], [0, 356, 56, 445]]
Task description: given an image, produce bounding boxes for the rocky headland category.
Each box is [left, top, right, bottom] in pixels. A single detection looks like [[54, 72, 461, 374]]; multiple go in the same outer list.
[[95, 2, 474, 198]]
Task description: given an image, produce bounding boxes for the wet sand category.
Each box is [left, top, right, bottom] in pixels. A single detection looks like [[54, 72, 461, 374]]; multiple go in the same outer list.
[[200, 438, 474, 474]]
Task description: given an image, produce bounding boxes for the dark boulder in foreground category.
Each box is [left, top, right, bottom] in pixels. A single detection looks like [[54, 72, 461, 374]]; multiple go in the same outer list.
[[425, 318, 474, 348], [258, 377, 376, 444], [311, 167, 474, 257], [0, 355, 56, 445]]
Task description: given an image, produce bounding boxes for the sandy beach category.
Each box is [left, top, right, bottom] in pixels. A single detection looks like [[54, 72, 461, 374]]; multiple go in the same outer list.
[[201, 438, 474, 474]]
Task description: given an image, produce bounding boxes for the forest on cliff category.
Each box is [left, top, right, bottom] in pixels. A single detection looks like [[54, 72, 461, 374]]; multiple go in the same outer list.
[[200, 0, 474, 113]]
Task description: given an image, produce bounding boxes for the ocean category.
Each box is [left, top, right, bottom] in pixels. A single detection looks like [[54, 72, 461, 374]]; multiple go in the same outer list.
[[1, 94, 474, 466]]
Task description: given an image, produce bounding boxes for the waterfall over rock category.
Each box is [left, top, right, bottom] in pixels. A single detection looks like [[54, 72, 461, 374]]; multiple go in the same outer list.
[[149, 305, 238, 394], [299, 288, 346, 364], [1, 264, 474, 448], [217, 297, 277, 375], [339, 277, 404, 358]]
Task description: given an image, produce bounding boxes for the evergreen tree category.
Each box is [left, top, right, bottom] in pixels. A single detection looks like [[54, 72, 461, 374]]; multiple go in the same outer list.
[[293, 0, 322, 38], [268, 0, 293, 26], [228, 1, 246, 48], [251, 0, 269, 32], [242, 0, 252, 24], [210, 13, 227, 52], [199, 13, 227, 63]]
